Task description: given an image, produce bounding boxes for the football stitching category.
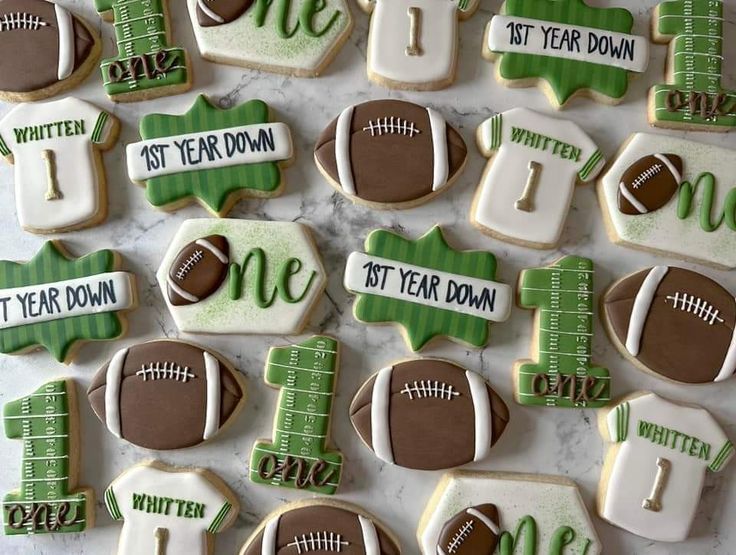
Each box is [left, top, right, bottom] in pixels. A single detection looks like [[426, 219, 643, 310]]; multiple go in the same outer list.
[[0, 12, 50, 32], [400, 380, 460, 400], [136, 362, 196, 382], [446, 519, 474, 553], [175, 249, 205, 281], [665, 292, 725, 325], [631, 163, 662, 189], [362, 117, 421, 137], [287, 532, 349, 552]]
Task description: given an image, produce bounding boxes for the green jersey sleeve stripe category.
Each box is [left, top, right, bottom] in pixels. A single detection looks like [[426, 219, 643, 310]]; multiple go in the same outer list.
[[579, 150, 603, 181], [104, 487, 122, 520], [491, 114, 502, 150], [0, 134, 10, 157], [709, 441, 734, 472], [91, 112, 109, 144], [207, 501, 232, 533]]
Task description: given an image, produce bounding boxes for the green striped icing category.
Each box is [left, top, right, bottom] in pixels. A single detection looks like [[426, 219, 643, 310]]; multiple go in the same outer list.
[[91, 113, 109, 144], [579, 150, 603, 181], [207, 502, 232, 533], [105, 487, 123, 521], [0, 133, 10, 157], [709, 441, 734, 472], [616, 402, 630, 442]]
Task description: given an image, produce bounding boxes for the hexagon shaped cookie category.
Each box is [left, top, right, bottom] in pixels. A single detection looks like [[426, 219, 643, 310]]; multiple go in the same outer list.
[[157, 219, 326, 334]]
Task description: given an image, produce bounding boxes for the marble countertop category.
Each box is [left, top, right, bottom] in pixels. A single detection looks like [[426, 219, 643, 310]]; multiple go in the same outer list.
[[0, 0, 735, 553]]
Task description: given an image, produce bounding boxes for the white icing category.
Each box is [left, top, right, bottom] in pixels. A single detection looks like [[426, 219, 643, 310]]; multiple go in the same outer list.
[[600, 133, 736, 269], [344, 252, 512, 322], [466, 507, 499, 535], [203, 352, 220, 441], [55, 5, 74, 81], [335, 105, 356, 195], [0, 98, 116, 232], [715, 321, 736, 382], [105, 347, 128, 438], [196, 238, 228, 264], [197, 0, 224, 23], [371, 366, 394, 464], [618, 181, 649, 214], [488, 15, 649, 73], [126, 123, 293, 181], [0, 272, 136, 330], [601, 393, 733, 542], [655, 153, 682, 185], [465, 370, 491, 462], [261, 514, 280, 555], [427, 108, 448, 191], [625, 266, 669, 356], [166, 276, 199, 303], [358, 514, 380, 555], [473, 107, 604, 247]]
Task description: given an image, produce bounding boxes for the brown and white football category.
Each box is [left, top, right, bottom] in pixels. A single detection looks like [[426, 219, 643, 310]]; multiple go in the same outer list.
[[0, 0, 97, 97], [603, 266, 736, 384], [349, 360, 509, 470], [240, 503, 401, 555], [87, 340, 245, 450], [314, 99, 468, 207], [195, 0, 252, 27], [166, 234, 230, 306], [617, 153, 682, 215], [437, 504, 500, 555]]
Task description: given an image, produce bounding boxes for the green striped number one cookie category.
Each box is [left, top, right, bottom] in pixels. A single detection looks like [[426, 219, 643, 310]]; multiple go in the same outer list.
[[250, 336, 343, 494]]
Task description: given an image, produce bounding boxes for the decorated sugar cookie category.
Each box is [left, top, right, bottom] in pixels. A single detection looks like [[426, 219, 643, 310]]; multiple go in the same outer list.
[[649, 0, 736, 131], [157, 219, 326, 334], [515, 256, 611, 408], [0, 241, 136, 363], [0, 0, 100, 102], [598, 392, 733, 542], [419, 471, 602, 554], [0, 97, 119, 233], [359, 0, 479, 90], [350, 359, 509, 470], [88, 340, 246, 449], [344, 226, 512, 350], [95, 0, 191, 102], [105, 461, 238, 554], [186, 0, 353, 77], [315, 99, 467, 209], [4, 379, 92, 535], [250, 336, 342, 494], [239, 500, 401, 555], [598, 133, 736, 269], [483, 0, 649, 108], [472, 108, 604, 249], [127, 95, 294, 216], [603, 266, 736, 384]]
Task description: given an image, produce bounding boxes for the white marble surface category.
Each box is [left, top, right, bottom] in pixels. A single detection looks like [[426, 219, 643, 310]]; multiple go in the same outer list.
[[0, 0, 735, 553]]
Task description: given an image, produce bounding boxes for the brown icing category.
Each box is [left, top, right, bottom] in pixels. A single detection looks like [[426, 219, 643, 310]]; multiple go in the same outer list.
[[167, 234, 229, 306], [437, 504, 499, 555], [196, 0, 253, 27], [256, 455, 336, 489], [87, 340, 244, 449], [349, 360, 509, 470], [617, 154, 682, 215], [604, 267, 736, 383], [0, 0, 95, 93], [6, 502, 81, 532], [314, 99, 467, 204]]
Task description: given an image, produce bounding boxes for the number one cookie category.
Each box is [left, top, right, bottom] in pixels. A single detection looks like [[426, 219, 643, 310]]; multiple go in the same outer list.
[[650, 0, 736, 130], [250, 336, 343, 494], [4, 379, 92, 535], [514, 256, 611, 408]]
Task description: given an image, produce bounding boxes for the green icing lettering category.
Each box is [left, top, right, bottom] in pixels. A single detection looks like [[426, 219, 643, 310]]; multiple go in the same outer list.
[[549, 526, 576, 554], [252, 0, 342, 38], [499, 515, 537, 555], [12, 120, 87, 144], [509, 128, 582, 161], [677, 173, 736, 232], [130, 494, 204, 518], [637, 419, 712, 461]]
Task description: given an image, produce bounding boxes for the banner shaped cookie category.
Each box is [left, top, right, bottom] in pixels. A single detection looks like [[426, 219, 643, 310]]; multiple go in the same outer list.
[[419, 471, 601, 554], [239, 500, 401, 555], [0, 241, 136, 363], [105, 461, 238, 554], [4, 379, 92, 535], [515, 256, 611, 408], [473, 108, 604, 248], [483, 0, 648, 108], [127, 95, 293, 216], [0, 97, 118, 233], [358, 0, 479, 90], [598, 393, 733, 542], [0, 0, 100, 102], [350, 359, 508, 470], [649, 0, 736, 131], [598, 133, 736, 269], [158, 219, 326, 334], [95, 0, 191, 102], [250, 336, 342, 494], [345, 227, 512, 350], [186, 0, 353, 77]]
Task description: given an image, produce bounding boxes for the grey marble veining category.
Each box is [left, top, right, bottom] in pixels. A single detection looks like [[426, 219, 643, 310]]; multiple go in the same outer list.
[[0, 0, 734, 554]]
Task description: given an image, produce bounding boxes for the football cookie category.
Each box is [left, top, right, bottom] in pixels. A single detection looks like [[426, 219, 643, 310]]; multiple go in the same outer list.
[[87, 340, 245, 450], [239, 500, 401, 555], [350, 359, 509, 470], [602, 266, 736, 384], [483, 0, 649, 108], [315, 100, 467, 208], [105, 461, 238, 555], [344, 226, 512, 350], [0, 241, 136, 363], [0, 97, 119, 233], [436, 504, 499, 555], [598, 393, 733, 542], [617, 154, 682, 215], [158, 219, 326, 335], [127, 95, 294, 216], [0, 0, 100, 102]]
